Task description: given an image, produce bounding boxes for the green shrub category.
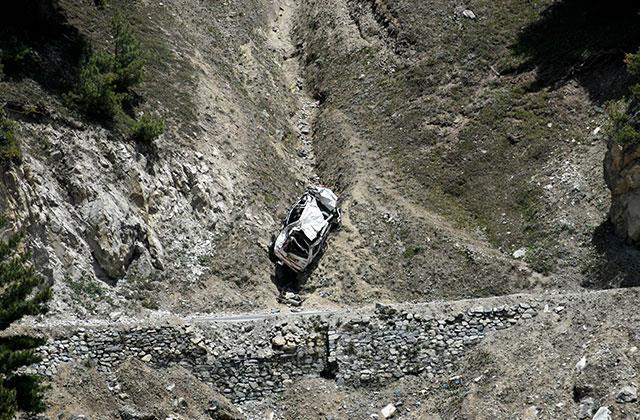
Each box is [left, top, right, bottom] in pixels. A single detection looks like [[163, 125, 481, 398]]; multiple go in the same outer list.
[[132, 114, 165, 143], [610, 109, 640, 144], [1, 45, 37, 77], [625, 50, 640, 80], [0, 110, 21, 164], [608, 49, 640, 145], [113, 16, 144, 95], [67, 52, 123, 119], [403, 245, 423, 258]]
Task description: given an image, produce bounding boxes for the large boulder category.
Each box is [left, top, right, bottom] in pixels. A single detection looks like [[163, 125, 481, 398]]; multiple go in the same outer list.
[[604, 140, 640, 243], [85, 194, 145, 279]]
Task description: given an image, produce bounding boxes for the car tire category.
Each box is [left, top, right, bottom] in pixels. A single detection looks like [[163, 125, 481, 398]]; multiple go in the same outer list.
[[330, 209, 342, 231], [268, 232, 278, 263]]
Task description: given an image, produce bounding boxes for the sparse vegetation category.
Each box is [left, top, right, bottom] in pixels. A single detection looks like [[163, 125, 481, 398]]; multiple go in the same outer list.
[[67, 15, 144, 121], [132, 113, 165, 143], [197, 255, 213, 267], [65, 277, 105, 299], [0, 109, 21, 165], [0, 220, 52, 419], [403, 246, 422, 259], [609, 50, 640, 144]]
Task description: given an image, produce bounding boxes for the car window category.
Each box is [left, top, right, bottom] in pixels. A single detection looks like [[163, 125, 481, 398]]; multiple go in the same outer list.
[[286, 230, 310, 258], [286, 196, 309, 224]]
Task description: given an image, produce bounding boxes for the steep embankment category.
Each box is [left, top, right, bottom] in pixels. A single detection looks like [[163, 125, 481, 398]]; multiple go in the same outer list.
[[2, 1, 640, 317], [0, 0, 321, 317], [294, 0, 640, 302]]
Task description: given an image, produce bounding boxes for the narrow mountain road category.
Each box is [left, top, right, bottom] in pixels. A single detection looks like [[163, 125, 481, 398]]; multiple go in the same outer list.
[[22, 287, 640, 332]]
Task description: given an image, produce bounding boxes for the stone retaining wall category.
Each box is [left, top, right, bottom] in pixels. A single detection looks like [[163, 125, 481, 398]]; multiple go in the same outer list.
[[331, 302, 539, 387], [26, 299, 539, 402]]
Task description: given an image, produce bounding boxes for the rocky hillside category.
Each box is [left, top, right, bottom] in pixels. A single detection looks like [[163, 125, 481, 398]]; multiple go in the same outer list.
[[1, 0, 311, 317], [295, 0, 640, 301], [0, 0, 640, 420], [4, 0, 640, 321], [4, 0, 640, 418]]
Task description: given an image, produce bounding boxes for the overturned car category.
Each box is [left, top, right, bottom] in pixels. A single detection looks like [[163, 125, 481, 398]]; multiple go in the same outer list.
[[269, 186, 341, 272]]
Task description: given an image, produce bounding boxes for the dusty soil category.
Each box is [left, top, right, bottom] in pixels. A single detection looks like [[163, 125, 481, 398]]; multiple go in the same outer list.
[[46, 359, 241, 419]]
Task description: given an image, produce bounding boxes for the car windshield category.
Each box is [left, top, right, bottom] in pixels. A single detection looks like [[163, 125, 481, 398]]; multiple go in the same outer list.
[[286, 196, 309, 225]]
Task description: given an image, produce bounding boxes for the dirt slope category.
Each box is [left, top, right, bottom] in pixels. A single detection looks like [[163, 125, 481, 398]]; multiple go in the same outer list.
[[293, 0, 640, 304], [1, 0, 313, 316], [2, 0, 640, 318]]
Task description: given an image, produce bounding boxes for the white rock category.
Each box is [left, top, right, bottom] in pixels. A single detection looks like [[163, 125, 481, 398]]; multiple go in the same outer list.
[[462, 9, 476, 19], [592, 406, 611, 420], [512, 248, 527, 259], [616, 385, 637, 403], [272, 335, 286, 347], [576, 356, 587, 372], [577, 397, 595, 419], [522, 405, 538, 420], [381, 403, 396, 419]]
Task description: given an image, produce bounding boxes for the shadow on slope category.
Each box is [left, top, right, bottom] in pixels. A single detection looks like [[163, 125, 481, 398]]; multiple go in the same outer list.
[[510, 0, 640, 103], [0, 1, 86, 96], [587, 221, 640, 289]]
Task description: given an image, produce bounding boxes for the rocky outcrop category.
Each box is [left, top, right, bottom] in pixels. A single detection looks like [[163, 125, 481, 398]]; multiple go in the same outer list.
[[604, 140, 640, 243], [0, 121, 234, 297]]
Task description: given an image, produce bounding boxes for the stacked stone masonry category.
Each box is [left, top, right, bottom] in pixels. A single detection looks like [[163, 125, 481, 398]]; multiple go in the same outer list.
[[26, 300, 539, 402]]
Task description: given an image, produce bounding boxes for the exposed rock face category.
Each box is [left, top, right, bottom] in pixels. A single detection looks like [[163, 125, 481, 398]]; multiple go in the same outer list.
[[0, 121, 235, 303], [604, 140, 640, 243]]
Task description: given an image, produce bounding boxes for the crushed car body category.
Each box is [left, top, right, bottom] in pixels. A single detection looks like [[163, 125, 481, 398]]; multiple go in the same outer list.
[[269, 186, 341, 272]]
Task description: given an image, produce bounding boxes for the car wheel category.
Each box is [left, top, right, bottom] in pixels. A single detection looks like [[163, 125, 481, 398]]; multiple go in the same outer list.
[[330, 209, 342, 231], [268, 232, 278, 263]]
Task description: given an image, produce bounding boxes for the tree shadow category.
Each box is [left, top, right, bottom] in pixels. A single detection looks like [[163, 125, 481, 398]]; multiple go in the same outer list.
[[0, 1, 86, 96], [586, 221, 640, 289], [510, 0, 640, 104]]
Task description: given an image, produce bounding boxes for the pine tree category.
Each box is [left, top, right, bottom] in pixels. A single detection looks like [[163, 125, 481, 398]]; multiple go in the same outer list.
[[0, 221, 52, 420], [112, 14, 144, 96]]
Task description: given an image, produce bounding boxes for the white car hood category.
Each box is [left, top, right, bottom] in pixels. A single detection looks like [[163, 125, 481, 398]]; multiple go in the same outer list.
[[299, 199, 328, 240]]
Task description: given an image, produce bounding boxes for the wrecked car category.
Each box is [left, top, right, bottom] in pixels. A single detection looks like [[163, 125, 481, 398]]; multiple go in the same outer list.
[[269, 186, 341, 272]]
